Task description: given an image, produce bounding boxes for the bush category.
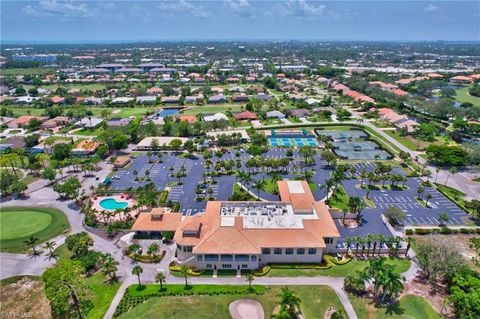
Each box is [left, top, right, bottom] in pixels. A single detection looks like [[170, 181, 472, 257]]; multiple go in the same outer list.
[[405, 229, 414, 235], [127, 252, 163, 263], [252, 265, 271, 276]]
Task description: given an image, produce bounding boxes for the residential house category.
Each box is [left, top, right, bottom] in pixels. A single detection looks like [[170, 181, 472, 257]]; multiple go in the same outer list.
[[7, 115, 47, 128], [208, 94, 227, 104], [233, 111, 257, 121], [266, 111, 286, 119], [203, 113, 229, 122], [231, 94, 250, 103], [136, 96, 157, 104], [289, 108, 311, 118], [161, 96, 181, 104], [75, 117, 104, 128], [73, 140, 101, 156], [254, 93, 271, 102]]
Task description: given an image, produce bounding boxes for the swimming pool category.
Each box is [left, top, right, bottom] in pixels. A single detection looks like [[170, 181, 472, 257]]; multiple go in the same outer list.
[[158, 109, 180, 117], [99, 198, 129, 211]]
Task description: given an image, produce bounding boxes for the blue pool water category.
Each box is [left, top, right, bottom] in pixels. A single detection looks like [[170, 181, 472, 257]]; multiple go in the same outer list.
[[99, 198, 129, 210], [158, 109, 180, 117]]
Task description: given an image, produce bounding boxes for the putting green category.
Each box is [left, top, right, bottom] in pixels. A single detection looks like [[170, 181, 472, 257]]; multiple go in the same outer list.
[[0, 211, 53, 240], [0, 207, 70, 253]]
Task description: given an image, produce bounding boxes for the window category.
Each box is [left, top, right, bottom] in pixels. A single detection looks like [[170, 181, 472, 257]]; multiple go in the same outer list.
[[235, 255, 249, 261], [206, 264, 212, 269], [205, 254, 219, 261], [196, 255, 203, 261], [297, 248, 305, 255], [325, 237, 334, 244], [285, 248, 294, 255], [241, 264, 248, 269], [262, 248, 271, 255], [308, 248, 317, 255], [221, 254, 233, 261], [183, 246, 192, 253], [251, 256, 257, 261], [222, 264, 232, 269], [274, 248, 282, 255]]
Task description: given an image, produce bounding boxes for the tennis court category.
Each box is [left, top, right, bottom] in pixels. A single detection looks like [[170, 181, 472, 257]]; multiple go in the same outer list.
[[315, 129, 367, 141], [335, 149, 391, 160], [268, 136, 319, 147]]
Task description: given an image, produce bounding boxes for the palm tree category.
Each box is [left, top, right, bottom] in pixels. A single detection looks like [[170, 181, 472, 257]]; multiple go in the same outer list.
[[101, 254, 119, 283], [345, 237, 353, 256], [253, 178, 266, 196], [366, 234, 376, 257], [246, 273, 254, 291], [353, 236, 361, 256], [416, 186, 424, 200], [44, 241, 56, 258], [180, 265, 190, 289], [381, 268, 405, 303], [445, 167, 457, 186], [321, 178, 336, 201], [425, 193, 432, 207], [155, 272, 166, 291], [438, 212, 450, 226], [132, 265, 143, 287], [277, 286, 302, 318], [147, 243, 160, 256], [24, 236, 39, 255], [435, 167, 440, 184], [405, 237, 415, 257]]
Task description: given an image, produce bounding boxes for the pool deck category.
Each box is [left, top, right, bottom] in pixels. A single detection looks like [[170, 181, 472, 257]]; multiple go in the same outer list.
[[91, 195, 137, 222]]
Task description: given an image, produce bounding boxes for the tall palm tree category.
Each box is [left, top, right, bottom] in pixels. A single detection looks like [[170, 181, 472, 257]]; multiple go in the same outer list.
[[254, 179, 266, 196], [101, 254, 119, 283], [132, 265, 143, 287], [381, 268, 405, 303], [24, 236, 39, 255], [44, 241, 56, 257], [365, 234, 376, 257], [377, 234, 386, 256], [180, 265, 190, 289], [277, 287, 302, 318], [155, 272, 166, 291]]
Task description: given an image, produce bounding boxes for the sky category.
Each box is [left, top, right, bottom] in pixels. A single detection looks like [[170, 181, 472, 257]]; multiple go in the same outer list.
[[1, 0, 479, 43]]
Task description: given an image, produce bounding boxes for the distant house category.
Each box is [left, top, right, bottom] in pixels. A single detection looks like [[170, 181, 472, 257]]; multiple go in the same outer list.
[[136, 96, 157, 104], [75, 117, 104, 128], [211, 87, 224, 95], [7, 115, 47, 128], [289, 108, 311, 117], [377, 108, 419, 133], [184, 95, 203, 104], [50, 96, 65, 104], [147, 87, 163, 95], [266, 111, 286, 119], [84, 98, 103, 105], [203, 113, 229, 122], [305, 98, 321, 106], [114, 156, 131, 168], [149, 67, 177, 74], [254, 93, 271, 102], [234, 111, 257, 121], [73, 140, 101, 155], [0, 136, 26, 150], [174, 114, 197, 124], [450, 76, 473, 84], [229, 86, 245, 93], [161, 96, 181, 104], [231, 94, 250, 103], [41, 116, 70, 130], [96, 63, 124, 72], [111, 97, 134, 104], [107, 118, 132, 127], [208, 94, 227, 104]]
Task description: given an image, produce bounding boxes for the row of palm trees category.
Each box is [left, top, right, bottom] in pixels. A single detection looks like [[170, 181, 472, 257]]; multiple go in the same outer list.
[[344, 234, 405, 257]]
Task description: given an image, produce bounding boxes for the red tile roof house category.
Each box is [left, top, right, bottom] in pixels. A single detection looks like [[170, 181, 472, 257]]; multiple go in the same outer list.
[[344, 90, 375, 103], [7, 116, 47, 128], [450, 76, 473, 84], [289, 108, 311, 117], [49, 96, 65, 104], [131, 181, 340, 270], [377, 108, 418, 133], [234, 111, 258, 121]]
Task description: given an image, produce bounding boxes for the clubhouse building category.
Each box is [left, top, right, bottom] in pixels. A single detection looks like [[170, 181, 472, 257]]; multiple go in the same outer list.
[[132, 180, 340, 270]]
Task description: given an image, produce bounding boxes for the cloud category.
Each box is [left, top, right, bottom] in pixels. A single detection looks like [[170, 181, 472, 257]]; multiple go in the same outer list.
[[225, 0, 253, 18], [158, 0, 210, 18], [424, 4, 440, 12], [22, 0, 94, 18], [276, 0, 326, 17]]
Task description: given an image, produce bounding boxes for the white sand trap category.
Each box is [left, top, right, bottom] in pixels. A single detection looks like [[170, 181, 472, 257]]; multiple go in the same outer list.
[[112, 109, 121, 114], [229, 299, 264, 319]]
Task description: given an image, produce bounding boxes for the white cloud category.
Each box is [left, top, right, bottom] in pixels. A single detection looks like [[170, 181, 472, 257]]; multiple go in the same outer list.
[[276, 0, 326, 17], [22, 0, 94, 18], [158, 0, 210, 18], [225, 0, 252, 18], [424, 4, 440, 12]]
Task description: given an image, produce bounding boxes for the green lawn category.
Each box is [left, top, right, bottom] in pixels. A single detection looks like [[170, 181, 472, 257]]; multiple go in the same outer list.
[[455, 86, 480, 107], [384, 131, 418, 151], [3, 106, 158, 119], [181, 104, 243, 115], [350, 294, 441, 319], [75, 127, 105, 136], [117, 285, 344, 319], [85, 273, 121, 319], [327, 184, 350, 212], [0, 207, 70, 253], [1, 68, 55, 76], [267, 258, 411, 277]]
